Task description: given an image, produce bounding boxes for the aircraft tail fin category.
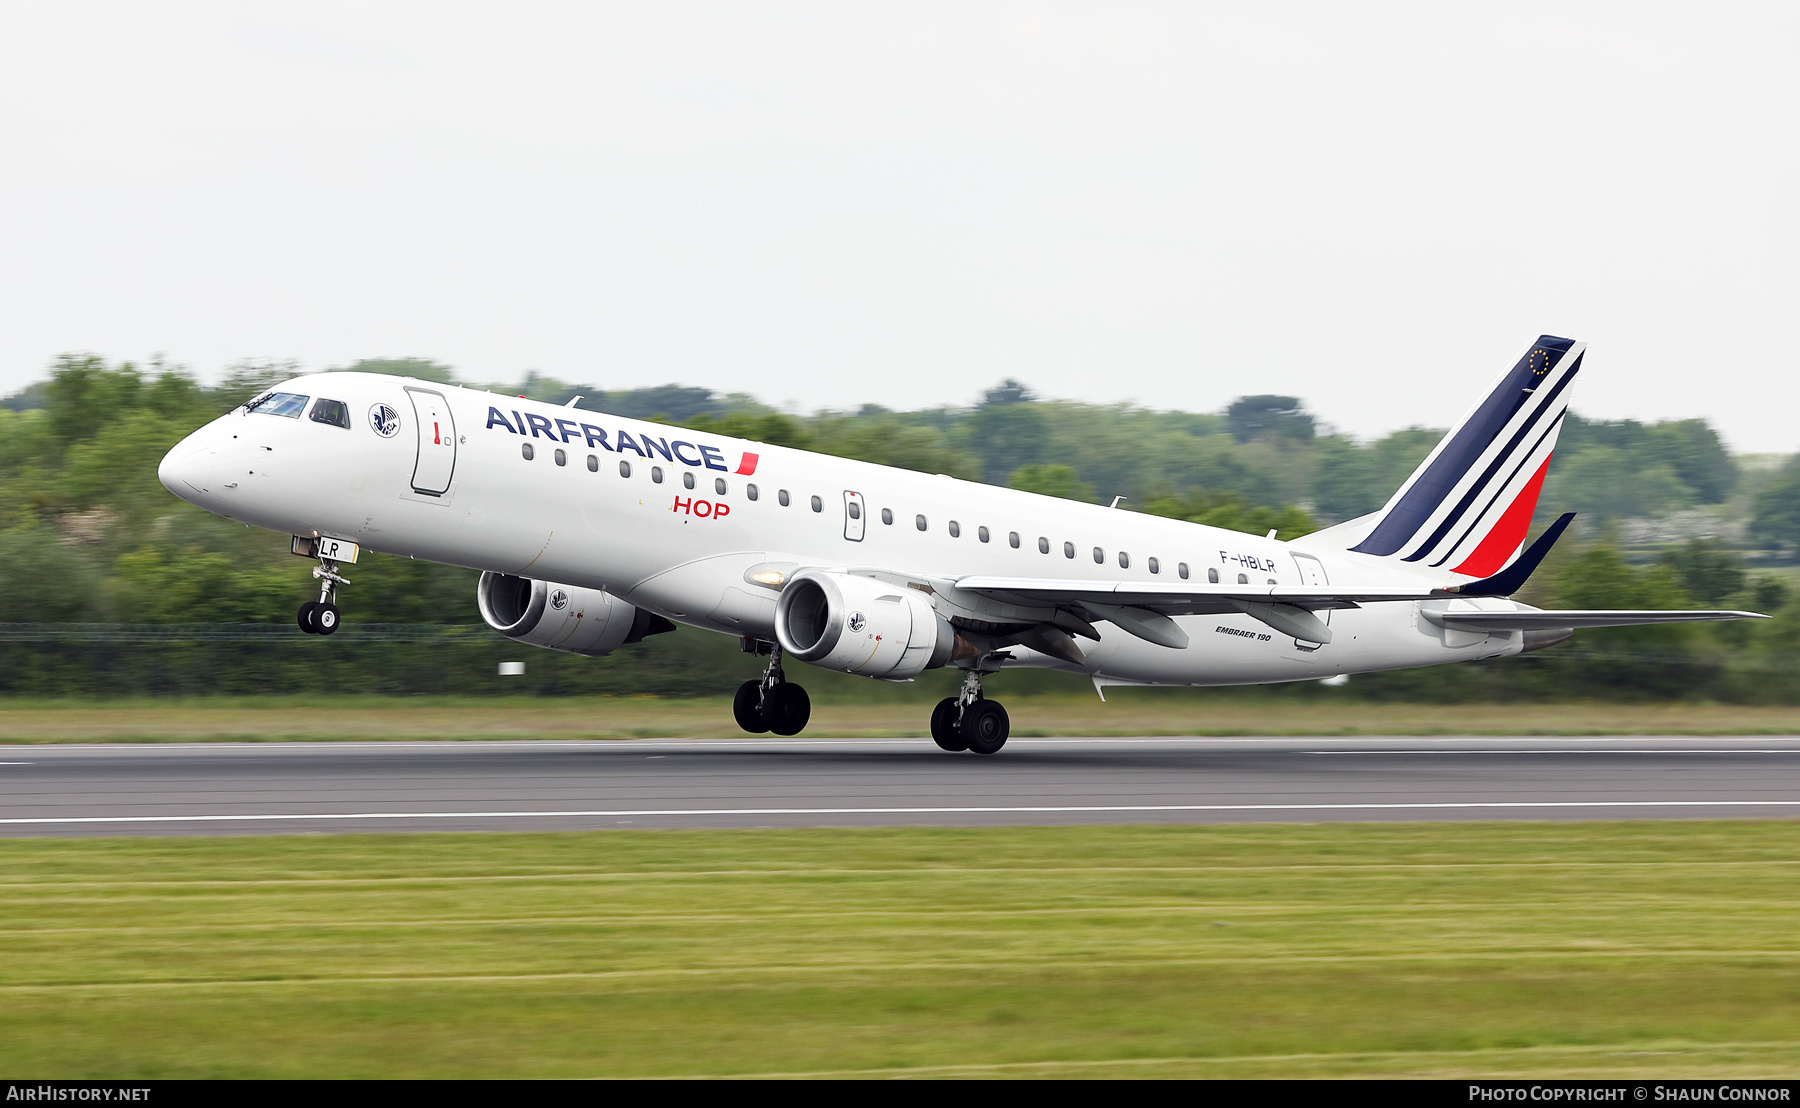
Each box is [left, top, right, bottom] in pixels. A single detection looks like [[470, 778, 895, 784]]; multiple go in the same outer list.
[[1348, 335, 1584, 579]]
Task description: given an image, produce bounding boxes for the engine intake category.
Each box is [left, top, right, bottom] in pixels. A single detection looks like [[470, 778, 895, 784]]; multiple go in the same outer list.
[[477, 572, 674, 656], [774, 569, 952, 679]]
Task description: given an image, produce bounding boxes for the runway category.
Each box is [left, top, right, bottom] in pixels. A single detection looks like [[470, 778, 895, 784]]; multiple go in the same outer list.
[[3, 735, 1800, 836]]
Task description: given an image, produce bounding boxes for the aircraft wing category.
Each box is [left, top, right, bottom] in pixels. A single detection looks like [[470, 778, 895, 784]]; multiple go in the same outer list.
[[951, 576, 1446, 612], [1430, 609, 1766, 630], [949, 576, 1766, 650], [948, 576, 1454, 647]]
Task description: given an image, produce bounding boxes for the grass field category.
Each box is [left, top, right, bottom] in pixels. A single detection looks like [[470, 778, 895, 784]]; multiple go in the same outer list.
[[4, 695, 1800, 742], [2, 822, 1798, 1078]]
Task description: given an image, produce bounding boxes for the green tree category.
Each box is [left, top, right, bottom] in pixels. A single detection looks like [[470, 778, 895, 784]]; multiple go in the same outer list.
[[0, 527, 101, 621], [45, 355, 143, 449], [1750, 458, 1800, 551], [1007, 464, 1095, 503], [1657, 539, 1746, 607], [1140, 489, 1316, 541], [964, 383, 1051, 482], [1226, 395, 1314, 442]]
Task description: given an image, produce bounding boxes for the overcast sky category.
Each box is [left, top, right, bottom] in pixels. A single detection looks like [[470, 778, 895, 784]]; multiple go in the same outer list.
[[1, 2, 1794, 448]]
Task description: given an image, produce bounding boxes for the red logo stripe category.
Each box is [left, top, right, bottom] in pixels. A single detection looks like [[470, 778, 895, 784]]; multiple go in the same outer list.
[[1451, 455, 1553, 578], [735, 452, 759, 475]]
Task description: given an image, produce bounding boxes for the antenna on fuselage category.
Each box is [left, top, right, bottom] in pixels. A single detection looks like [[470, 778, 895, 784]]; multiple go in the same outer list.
[[1109, 495, 1127, 509]]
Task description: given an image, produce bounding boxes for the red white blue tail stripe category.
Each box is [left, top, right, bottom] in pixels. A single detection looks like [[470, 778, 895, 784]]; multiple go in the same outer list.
[[1350, 335, 1583, 577]]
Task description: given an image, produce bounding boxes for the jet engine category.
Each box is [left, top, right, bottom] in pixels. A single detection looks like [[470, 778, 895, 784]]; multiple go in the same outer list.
[[477, 571, 674, 656], [774, 569, 953, 679]]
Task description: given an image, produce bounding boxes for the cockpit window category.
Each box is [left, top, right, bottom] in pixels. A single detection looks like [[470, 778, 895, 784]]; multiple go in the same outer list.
[[309, 399, 350, 428], [245, 392, 309, 418]]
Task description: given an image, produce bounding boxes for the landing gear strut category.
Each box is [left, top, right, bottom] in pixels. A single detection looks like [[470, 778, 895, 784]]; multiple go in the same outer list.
[[931, 668, 1010, 755], [734, 640, 811, 736], [298, 557, 348, 636]]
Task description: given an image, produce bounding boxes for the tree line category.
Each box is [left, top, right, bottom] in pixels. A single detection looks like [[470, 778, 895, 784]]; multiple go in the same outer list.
[[1, 353, 1796, 700]]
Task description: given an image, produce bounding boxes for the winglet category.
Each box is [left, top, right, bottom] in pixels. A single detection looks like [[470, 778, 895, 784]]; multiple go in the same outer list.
[[1451, 512, 1575, 597]]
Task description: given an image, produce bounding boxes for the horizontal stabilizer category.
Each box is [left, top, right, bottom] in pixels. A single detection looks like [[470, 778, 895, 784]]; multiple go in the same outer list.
[[1452, 512, 1575, 597], [1430, 609, 1766, 631]]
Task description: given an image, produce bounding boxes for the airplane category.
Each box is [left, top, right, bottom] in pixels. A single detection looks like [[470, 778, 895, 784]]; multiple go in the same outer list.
[[157, 336, 1763, 754]]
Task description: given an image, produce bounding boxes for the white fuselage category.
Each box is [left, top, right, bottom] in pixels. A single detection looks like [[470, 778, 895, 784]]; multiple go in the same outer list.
[[159, 373, 1527, 687]]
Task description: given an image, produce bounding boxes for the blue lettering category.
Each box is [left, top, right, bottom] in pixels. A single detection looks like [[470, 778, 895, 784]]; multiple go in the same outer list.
[[699, 445, 728, 471], [639, 435, 675, 463], [581, 424, 611, 451], [555, 418, 582, 444], [671, 440, 704, 467], [615, 429, 646, 457], [524, 413, 555, 439], [485, 407, 518, 434]]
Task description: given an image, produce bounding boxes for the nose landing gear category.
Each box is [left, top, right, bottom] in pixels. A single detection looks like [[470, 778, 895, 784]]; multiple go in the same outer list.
[[931, 668, 1010, 755], [298, 559, 349, 636], [734, 640, 812, 736]]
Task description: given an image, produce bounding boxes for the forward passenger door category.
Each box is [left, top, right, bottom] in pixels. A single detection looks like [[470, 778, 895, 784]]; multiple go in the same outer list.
[[406, 388, 457, 497]]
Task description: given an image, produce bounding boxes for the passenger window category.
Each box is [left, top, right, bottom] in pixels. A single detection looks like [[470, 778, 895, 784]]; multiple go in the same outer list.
[[811, 495, 823, 512], [652, 467, 664, 483], [1237, 573, 1249, 584], [978, 526, 990, 543], [916, 514, 928, 531], [881, 508, 893, 525], [245, 392, 309, 418], [1118, 551, 1130, 569], [1092, 547, 1103, 564], [1038, 537, 1050, 554], [1208, 568, 1219, 583], [779, 489, 791, 506], [1148, 556, 1160, 574], [682, 472, 695, 489], [949, 521, 961, 538], [747, 483, 759, 501], [522, 443, 535, 461], [587, 454, 599, 472], [715, 478, 727, 495], [309, 399, 350, 428], [1009, 531, 1021, 549], [554, 448, 567, 467], [619, 460, 632, 478], [848, 501, 861, 520], [1063, 542, 1075, 559], [1179, 563, 1190, 580]]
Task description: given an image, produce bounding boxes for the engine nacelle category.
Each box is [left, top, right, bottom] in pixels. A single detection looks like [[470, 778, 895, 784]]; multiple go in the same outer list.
[[477, 572, 674, 656], [774, 569, 953, 679]]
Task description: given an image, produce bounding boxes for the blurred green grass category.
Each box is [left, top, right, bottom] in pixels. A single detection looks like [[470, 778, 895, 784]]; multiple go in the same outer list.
[[6, 695, 1800, 742], [2, 822, 1798, 1077]]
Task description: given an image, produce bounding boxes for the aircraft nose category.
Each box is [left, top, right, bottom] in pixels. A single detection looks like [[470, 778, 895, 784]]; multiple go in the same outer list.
[[158, 435, 217, 504]]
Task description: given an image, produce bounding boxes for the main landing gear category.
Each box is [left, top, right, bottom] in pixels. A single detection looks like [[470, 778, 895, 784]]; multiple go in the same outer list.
[[297, 557, 349, 636], [733, 641, 812, 736], [930, 669, 1010, 755]]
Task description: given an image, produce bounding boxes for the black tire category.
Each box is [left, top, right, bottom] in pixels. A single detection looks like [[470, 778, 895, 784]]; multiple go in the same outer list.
[[733, 680, 770, 734], [315, 603, 341, 635], [961, 699, 1009, 755], [297, 601, 319, 634], [930, 697, 966, 751], [765, 683, 812, 736]]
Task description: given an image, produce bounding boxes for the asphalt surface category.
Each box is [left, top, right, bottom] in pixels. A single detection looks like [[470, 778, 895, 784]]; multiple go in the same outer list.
[[2, 736, 1799, 836]]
